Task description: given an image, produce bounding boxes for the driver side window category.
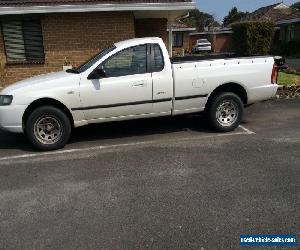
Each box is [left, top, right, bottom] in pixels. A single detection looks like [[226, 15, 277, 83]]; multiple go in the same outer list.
[[102, 45, 147, 78]]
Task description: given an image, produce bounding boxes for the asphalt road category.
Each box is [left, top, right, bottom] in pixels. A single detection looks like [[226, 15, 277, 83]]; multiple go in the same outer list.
[[0, 99, 299, 250]]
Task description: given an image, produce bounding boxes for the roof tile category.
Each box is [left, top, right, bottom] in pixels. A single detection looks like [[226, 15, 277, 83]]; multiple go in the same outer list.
[[0, 0, 192, 7]]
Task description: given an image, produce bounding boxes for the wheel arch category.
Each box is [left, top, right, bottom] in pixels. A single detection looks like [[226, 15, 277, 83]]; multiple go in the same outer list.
[[22, 98, 74, 129], [206, 82, 248, 109]]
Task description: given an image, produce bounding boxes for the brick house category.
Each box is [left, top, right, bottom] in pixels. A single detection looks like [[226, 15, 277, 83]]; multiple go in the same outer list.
[[277, 11, 300, 42], [240, 2, 297, 44], [0, 0, 195, 87], [242, 2, 294, 22], [167, 21, 195, 55]]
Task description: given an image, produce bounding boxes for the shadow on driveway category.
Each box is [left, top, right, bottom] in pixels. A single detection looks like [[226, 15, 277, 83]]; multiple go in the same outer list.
[[69, 115, 213, 145], [0, 115, 214, 151]]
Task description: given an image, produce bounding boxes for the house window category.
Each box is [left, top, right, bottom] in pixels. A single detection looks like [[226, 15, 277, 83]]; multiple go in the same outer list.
[[1, 19, 45, 63], [172, 32, 183, 47]]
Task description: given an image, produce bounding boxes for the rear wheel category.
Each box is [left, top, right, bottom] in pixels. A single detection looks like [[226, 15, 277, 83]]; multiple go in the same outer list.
[[25, 106, 71, 150], [207, 92, 244, 132]]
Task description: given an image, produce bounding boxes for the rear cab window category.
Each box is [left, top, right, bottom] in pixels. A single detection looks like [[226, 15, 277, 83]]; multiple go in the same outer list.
[[152, 44, 164, 72]]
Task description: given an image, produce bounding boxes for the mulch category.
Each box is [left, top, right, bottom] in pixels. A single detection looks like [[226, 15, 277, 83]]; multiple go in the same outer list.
[[276, 84, 300, 99]]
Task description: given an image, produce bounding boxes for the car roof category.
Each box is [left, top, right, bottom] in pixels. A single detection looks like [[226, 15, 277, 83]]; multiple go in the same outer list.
[[114, 37, 163, 49]]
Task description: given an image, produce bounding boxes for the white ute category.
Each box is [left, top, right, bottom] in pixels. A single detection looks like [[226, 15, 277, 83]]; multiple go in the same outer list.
[[0, 37, 278, 150]]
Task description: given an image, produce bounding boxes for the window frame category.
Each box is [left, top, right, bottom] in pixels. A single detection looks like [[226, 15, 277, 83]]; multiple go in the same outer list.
[[0, 17, 45, 64], [95, 43, 165, 79], [76, 46, 116, 73], [172, 32, 184, 48], [150, 43, 165, 73]]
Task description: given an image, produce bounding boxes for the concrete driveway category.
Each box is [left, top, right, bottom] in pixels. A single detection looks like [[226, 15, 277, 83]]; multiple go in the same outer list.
[[0, 99, 299, 249]]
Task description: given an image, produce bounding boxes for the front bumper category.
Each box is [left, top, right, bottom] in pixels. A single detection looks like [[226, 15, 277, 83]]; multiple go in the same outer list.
[[0, 104, 27, 133]]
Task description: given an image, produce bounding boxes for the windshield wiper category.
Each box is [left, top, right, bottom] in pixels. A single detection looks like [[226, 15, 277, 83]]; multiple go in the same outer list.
[[66, 68, 80, 74]]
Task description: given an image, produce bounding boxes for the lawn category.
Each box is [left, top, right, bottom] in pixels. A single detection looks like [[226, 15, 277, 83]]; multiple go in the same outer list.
[[277, 72, 300, 86]]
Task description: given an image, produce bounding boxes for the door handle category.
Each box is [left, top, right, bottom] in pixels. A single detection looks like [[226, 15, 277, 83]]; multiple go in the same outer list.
[[132, 83, 146, 87]]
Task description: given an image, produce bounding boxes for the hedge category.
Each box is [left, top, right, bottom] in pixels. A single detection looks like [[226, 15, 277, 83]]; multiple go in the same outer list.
[[231, 21, 274, 56]]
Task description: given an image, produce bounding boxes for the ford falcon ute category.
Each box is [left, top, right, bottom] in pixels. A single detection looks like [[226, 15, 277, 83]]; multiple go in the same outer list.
[[0, 37, 279, 150]]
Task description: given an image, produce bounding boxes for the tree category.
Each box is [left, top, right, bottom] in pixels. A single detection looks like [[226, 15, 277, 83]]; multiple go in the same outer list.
[[291, 2, 300, 9], [182, 9, 220, 31], [223, 7, 248, 27]]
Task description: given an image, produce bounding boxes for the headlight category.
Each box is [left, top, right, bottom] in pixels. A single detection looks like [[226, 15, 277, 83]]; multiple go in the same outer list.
[[0, 95, 13, 106]]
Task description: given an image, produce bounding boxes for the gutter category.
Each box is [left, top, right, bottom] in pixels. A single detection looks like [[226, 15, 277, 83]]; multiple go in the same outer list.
[[190, 30, 233, 35], [0, 2, 196, 15], [167, 28, 196, 31], [277, 18, 300, 25]]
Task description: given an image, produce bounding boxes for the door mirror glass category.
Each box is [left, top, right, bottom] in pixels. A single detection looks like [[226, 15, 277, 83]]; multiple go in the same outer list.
[[87, 67, 106, 80]]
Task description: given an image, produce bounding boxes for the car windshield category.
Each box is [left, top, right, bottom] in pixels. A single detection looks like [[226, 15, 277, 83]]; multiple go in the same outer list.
[[75, 46, 116, 73]]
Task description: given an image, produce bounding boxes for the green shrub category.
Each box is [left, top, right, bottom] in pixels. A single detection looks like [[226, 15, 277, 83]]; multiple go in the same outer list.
[[231, 21, 274, 56]]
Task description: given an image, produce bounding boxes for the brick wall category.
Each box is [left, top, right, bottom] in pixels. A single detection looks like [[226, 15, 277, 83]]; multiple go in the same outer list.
[[0, 11, 135, 86], [214, 34, 232, 53], [0, 27, 5, 89], [0, 29, 6, 88], [135, 18, 167, 43]]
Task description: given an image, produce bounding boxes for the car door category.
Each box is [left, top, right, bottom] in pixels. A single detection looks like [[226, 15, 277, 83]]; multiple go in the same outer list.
[[151, 44, 173, 114], [78, 44, 153, 121]]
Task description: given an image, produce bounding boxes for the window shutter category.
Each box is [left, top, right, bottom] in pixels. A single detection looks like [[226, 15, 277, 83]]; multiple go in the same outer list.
[[1, 19, 44, 63], [2, 21, 26, 62], [23, 20, 44, 61]]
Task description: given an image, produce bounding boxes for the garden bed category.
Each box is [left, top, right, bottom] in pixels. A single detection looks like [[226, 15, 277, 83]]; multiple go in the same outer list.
[[276, 72, 300, 99]]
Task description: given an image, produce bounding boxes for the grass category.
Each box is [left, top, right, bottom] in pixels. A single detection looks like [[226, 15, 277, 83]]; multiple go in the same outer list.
[[277, 72, 300, 86]]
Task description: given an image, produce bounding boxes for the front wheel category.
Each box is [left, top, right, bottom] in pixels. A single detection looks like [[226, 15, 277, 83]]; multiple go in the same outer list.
[[25, 106, 71, 151], [207, 92, 244, 132]]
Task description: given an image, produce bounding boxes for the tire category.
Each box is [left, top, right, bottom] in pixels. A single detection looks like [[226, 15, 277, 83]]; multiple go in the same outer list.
[[25, 106, 71, 151], [206, 92, 244, 132]]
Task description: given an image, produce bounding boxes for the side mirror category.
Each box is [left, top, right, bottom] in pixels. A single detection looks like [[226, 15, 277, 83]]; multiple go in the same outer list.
[[87, 67, 106, 80]]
